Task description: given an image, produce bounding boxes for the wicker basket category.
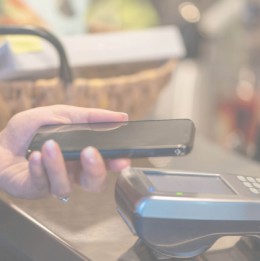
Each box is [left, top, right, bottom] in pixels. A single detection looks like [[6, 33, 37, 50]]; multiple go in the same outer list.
[[0, 26, 177, 130]]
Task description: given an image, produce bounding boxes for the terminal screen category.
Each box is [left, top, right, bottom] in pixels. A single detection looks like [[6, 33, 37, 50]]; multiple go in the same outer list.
[[145, 172, 236, 195]]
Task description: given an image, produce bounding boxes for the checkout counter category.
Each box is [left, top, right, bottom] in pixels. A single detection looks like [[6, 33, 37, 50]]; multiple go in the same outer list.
[[1, 59, 260, 261], [1, 132, 260, 261]]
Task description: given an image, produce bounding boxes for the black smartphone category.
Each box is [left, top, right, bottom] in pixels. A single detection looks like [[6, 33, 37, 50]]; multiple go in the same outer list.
[[26, 119, 195, 160]]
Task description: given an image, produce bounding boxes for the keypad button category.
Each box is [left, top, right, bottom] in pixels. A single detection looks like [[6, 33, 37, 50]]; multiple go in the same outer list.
[[247, 177, 256, 183], [250, 188, 260, 194], [237, 176, 247, 182], [253, 183, 260, 189], [243, 182, 253, 188]]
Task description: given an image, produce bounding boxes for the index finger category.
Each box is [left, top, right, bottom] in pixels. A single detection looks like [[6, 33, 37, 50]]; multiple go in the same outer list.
[[4, 105, 128, 153]]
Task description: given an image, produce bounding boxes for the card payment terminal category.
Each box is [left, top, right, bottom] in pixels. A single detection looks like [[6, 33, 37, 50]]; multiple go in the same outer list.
[[115, 168, 260, 259]]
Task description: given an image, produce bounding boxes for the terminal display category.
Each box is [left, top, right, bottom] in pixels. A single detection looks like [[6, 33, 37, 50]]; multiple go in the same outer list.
[[145, 171, 236, 195]]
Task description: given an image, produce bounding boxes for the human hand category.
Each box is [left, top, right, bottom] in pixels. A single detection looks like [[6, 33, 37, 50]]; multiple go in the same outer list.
[[0, 105, 130, 200]]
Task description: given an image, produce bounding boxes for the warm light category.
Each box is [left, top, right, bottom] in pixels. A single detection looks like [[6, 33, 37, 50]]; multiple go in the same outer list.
[[236, 80, 255, 102], [179, 2, 201, 23], [237, 68, 255, 102]]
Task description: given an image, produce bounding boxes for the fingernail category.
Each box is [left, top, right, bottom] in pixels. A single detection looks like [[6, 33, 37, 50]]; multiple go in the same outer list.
[[30, 151, 41, 163], [121, 113, 128, 121], [82, 146, 98, 164], [44, 140, 56, 158]]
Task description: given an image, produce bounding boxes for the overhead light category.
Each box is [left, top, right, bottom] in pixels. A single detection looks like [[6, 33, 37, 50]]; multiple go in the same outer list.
[[178, 2, 201, 23]]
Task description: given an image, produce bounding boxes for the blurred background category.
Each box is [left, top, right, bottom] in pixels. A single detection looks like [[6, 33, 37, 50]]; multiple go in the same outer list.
[[1, 0, 260, 163], [2, 2, 260, 260]]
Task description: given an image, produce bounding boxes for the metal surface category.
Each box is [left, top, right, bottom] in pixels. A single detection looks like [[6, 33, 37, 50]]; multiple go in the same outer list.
[[115, 168, 260, 258]]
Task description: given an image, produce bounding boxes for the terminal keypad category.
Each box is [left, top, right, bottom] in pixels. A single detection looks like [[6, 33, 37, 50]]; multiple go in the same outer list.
[[237, 175, 260, 194]]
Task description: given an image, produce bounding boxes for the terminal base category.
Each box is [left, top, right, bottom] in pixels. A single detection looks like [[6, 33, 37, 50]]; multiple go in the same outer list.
[[118, 237, 260, 261]]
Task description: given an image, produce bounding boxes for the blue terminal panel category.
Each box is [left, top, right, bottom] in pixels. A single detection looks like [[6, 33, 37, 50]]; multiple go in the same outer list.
[[144, 171, 236, 195]]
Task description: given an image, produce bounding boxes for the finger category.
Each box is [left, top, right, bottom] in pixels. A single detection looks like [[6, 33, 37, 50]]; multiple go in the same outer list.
[[107, 158, 131, 172], [50, 106, 128, 124], [4, 105, 128, 152], [28, 151, 50, 198], [27, 105, 128, 127], [41, 140, 71, 198], [79, 146, 107, 192], [85, 108, 128, 123]]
